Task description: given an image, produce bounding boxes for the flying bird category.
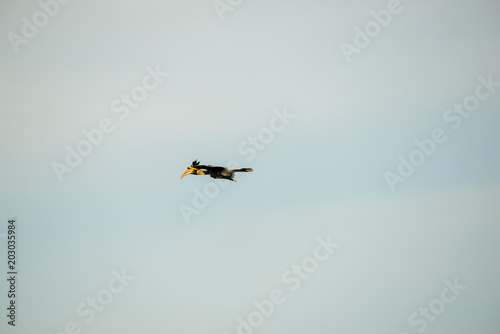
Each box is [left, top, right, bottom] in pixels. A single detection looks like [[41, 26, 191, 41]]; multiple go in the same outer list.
[[180, 160, 253, 182]]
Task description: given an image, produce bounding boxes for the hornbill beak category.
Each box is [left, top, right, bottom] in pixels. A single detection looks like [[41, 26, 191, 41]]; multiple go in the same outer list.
[[180, 166, 205, 180]]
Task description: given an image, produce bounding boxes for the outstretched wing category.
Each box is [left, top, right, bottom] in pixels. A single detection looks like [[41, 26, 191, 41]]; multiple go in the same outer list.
[[202, 165, 226, 173]]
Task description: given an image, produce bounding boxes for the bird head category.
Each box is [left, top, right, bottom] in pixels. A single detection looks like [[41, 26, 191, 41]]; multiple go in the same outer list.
[[180, 161, 205, 180]]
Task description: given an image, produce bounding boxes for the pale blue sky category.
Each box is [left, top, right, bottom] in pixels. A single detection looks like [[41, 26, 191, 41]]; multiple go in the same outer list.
[[1, 1, 499, 334]]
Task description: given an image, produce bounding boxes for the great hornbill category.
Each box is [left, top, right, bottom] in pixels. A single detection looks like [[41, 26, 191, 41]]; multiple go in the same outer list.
[[180, 160, 253, 182]]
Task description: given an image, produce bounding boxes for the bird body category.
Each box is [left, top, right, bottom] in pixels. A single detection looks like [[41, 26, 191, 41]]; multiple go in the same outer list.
[[180, 160, 253, 182]]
